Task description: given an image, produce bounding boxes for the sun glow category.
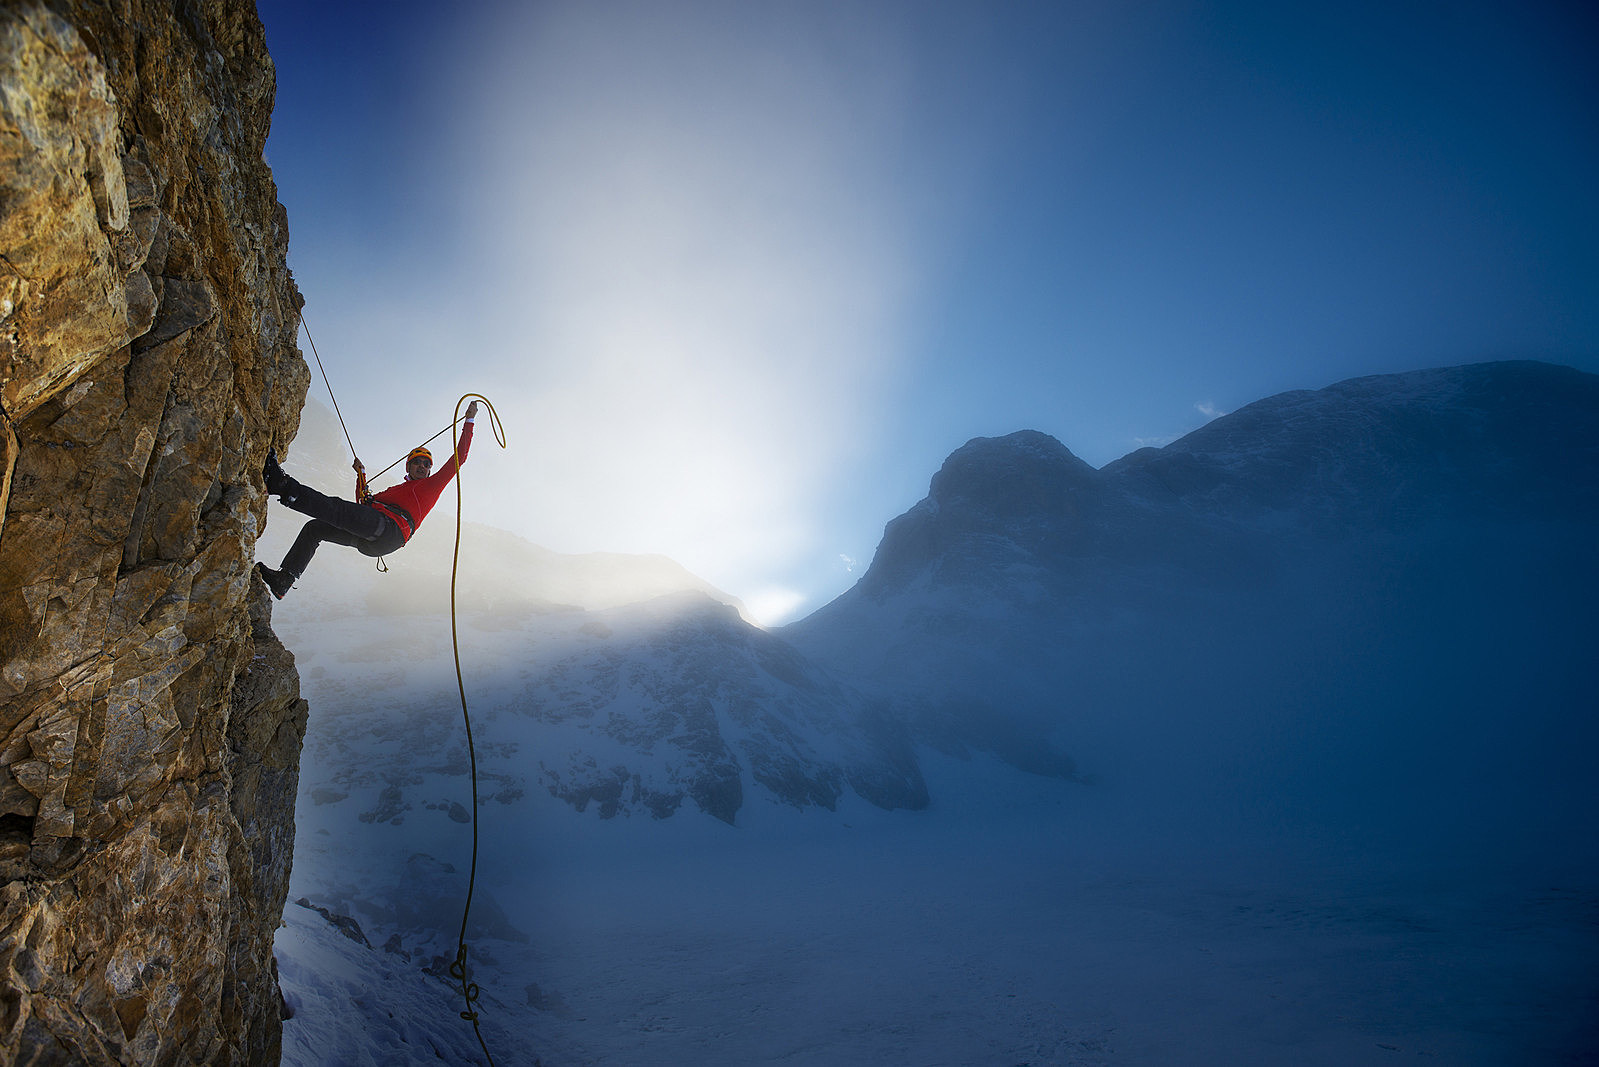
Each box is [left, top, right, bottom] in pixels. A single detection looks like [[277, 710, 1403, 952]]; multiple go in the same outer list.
[[414, 0, 926, 608], [743, 587, 810, 628]]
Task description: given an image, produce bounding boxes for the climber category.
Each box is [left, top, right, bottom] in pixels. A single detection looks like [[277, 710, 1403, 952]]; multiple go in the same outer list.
[[254, 401, 479, 599]]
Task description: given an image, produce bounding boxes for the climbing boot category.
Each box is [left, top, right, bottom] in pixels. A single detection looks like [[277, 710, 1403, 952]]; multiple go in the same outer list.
[[254, 562, 295, 600], [263, 449, 293, 498]]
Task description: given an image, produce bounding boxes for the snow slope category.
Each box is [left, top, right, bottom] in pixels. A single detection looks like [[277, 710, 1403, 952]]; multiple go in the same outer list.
[[270, 362, 1599, 1065]]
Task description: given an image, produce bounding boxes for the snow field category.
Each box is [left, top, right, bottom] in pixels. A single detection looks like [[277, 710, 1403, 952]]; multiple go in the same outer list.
[[280, 746, 1599, 1066]]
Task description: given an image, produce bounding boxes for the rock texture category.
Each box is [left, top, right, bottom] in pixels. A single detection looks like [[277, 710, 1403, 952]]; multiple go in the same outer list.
[[1, 1, 309, 1063]]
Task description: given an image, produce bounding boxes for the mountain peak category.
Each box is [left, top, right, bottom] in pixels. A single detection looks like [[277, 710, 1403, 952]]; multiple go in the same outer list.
[[843, 361, 1599, 606], [930, 430, 1097, 512], [852, 431, 1099, 598]]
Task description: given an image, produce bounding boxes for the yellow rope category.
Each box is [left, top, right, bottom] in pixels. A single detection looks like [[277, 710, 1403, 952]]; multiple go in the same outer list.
[[444, 393, 506, 1065]]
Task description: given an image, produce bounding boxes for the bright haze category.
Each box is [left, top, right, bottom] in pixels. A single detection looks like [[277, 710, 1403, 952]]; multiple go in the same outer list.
[[256, 0, 1599, 624]]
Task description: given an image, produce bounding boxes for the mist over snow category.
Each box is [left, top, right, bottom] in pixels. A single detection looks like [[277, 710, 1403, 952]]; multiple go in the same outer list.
[[266, 362, 1599, 1065]]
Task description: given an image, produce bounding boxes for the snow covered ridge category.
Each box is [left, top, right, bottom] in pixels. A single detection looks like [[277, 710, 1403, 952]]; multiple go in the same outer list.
[[278, 585, 927, 830], [852, 359, 1599, 603], [523, 592, 928, 822], [790, 358, 1599, 789]]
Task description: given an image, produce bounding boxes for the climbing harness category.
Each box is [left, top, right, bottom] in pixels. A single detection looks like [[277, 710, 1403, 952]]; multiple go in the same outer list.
[[444, 392, 507, 1065], [290, 315, 511, 1064]]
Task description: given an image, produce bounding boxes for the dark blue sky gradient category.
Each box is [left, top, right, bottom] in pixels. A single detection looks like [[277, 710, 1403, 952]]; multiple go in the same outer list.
[[896, 1, 1598, 456]]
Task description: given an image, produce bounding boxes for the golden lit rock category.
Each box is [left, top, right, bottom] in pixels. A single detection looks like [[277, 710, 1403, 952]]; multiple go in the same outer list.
[[2, 1, 312, 1062]]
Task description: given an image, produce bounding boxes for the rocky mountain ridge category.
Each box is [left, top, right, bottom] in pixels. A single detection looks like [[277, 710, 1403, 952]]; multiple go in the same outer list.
[[846, 360, 1598, 605]]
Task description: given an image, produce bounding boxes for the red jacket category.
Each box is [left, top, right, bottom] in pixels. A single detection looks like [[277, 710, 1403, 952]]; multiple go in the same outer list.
[[369, 421, 474, 541]]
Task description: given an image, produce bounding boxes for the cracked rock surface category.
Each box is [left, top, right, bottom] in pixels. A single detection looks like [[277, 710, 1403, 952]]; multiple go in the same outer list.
[[2, 2, 309, 1062]]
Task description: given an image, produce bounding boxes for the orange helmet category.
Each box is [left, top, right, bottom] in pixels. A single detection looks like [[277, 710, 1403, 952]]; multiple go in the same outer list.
[[407, 446, 433, 465]]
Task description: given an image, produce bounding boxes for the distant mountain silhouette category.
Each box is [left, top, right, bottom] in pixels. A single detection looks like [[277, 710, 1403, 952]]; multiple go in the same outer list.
[[828, 360, 1598, 606], [788, 360, 1599, 850]]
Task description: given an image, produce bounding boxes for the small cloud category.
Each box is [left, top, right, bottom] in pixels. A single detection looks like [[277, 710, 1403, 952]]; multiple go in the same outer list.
[[1132, 435, 1177, 449], [1195, 401, 1228, 420], [839, 553, 859, 573]]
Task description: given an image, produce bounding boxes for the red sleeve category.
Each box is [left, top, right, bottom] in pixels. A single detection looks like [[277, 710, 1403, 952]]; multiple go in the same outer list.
[[450, 419, 475, 470], [370, 421, 477, 533], [426, 420, 475, 486], [411, 420, 474, 505]]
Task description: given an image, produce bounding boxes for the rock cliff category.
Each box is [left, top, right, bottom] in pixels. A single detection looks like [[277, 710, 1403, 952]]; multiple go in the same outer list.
[[1, 1, 308, 1063]]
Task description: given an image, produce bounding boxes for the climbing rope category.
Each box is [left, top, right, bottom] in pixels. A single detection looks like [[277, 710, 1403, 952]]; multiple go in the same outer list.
[[296, 313, 362, 466], [366, 419, 457, 481], [444, 392, 507, 1065]]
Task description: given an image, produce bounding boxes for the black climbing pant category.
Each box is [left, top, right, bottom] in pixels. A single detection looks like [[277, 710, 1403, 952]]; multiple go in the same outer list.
[[274, 473, 406, 578]]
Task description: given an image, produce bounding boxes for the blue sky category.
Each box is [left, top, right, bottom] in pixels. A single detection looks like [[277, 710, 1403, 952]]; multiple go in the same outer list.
[[256, 0, 1598, 623]]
